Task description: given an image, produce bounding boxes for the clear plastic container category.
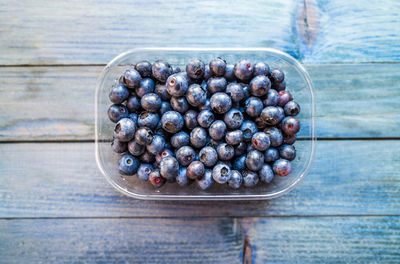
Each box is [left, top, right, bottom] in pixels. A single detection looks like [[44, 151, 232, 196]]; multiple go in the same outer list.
[[95, 48, 315, 200]]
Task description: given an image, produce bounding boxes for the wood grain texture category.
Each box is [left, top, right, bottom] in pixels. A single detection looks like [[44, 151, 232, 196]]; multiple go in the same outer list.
[[0, 0, 299, 65], [1, 64, 399, 141], [0, 218, 243, 263], [244, 216, 400, 263], [1, 217, 399, 263], [299, 0, 400, 63], [1, 140, 399, 217]]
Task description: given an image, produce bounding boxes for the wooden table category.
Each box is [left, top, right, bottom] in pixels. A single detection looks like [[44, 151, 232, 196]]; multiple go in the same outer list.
[[1, 0, 399, 263]]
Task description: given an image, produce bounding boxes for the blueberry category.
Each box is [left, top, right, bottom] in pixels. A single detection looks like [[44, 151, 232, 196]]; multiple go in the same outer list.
[[199, 146, 218, 167], [210, 92, 232, 114], [108, 104, 129, 123], [264, 127, 283, 147], [249, 75, 270, 97], [209, 58, 226, 76], [137, 111, 159, 130], [197, 169, 214, 190], [139, 151, 155, 164], [243, 170, 259, 187], [170, 96, 189, 114], [253, 62, 270, 76], [216, 160, 232, 168], [176, 167, 192, 186], [111, 137, 128, 153], [264, 147, 279, 163], [283, 133, 296, 145], [281, 117, 300, 136], [155, 83, 172, 101], [224, 64, 236, 82], [234, 141, 247, 156], [155, 148, 174, 164], [216, 143, 235, 161], [279, 144, 296, 161], [245, 97, 263, 118], [128, 139, 145, 156], [118, 153, 140, 175], [270, 68, 285, 83], [166, 73, 189, 97], [109, 83, 129, 104], [208, 120, 227, 140], [198, 98, 211, 111], [284, 101, 300, 116], [171, 131, 190, 149], [228, 170, 243, 189], [234, 59, 253, 82], [197, 110, 215, 128], [140, 93, 161, 113], [240, 120, 258, 142], [136, 78, 155, 98], [278, 91, 292, 107], [261, 106, 284, 126], [160, 101, 172, 115], [251, 132, 271, 151], [149, 169, 166, 188], [186, 58, 205, 80], [152, 60, 173, 83], [245, 150, 264, 171], [135, 60, 152, 77], [225, 130, 244, 146], [161, 111, 184, 133], [273, 159, 291, 176], [122, 68, 141, 89], [190, 127, 207, 148], [185, 84, 207, 107], [203, 64, 212, 80], [183, 110, 199, 129], [263, 89, 279, 107], [207, 77, 228, 94], [126, 96, 141, 113], [259, 164, 274, 183], [146, 134, 165, 155], [160, 156, 179, 180], [114, 118, 136, 142], [187, 161, 205, 180], [134, 126, 153, 145], [137, 163, 153, 181], [224, 108, 243, 129], [233, 155, 246, 171], [225, 83, 244, 102], [272, 80, 286, 91], [212, 163, 232, 184], [176, 146, 196, 166], [172, 66, 181, 74]]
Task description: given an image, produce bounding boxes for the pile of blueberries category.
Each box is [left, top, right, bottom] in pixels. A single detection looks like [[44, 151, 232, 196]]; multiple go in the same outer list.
[[108, 57, 300, 190]]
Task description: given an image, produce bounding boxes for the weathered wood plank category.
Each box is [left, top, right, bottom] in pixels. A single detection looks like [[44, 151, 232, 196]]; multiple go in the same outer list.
[[299, 0, 400, 63], [1, 64, 399, 141], [244, 216, 400, 263], [0, 0, 299, 65], [1, 140, 399, 217], [0, 218, 243, 264], [1, 217, 399, 263]]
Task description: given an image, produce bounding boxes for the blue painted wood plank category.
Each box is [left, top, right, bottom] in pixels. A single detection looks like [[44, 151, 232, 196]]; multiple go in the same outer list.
[[0, 140, 399, 217], [0, 0, 299, 65], [1, 217, 399, 263], [301, 0, 400, 63], [1, 64, 399, 141]]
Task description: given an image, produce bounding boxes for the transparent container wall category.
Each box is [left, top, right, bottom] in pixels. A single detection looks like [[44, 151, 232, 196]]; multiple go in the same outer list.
[[96, 48, 315, 200]]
